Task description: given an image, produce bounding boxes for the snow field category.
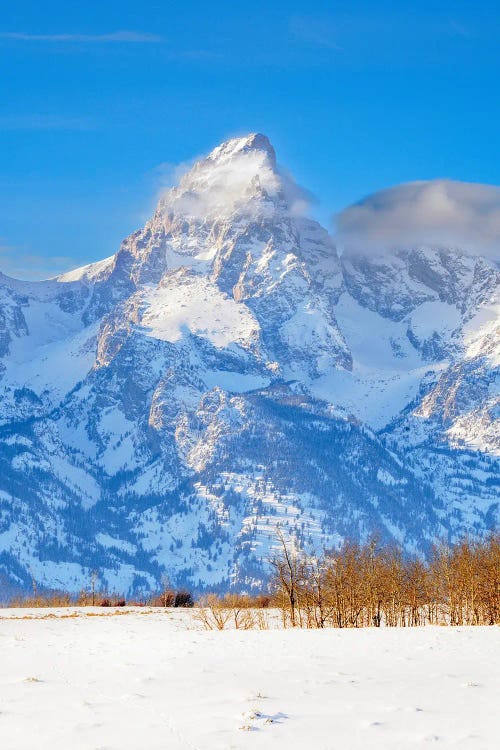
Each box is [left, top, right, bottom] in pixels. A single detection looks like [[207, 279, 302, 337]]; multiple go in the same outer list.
[[0, 608, 498, 749]]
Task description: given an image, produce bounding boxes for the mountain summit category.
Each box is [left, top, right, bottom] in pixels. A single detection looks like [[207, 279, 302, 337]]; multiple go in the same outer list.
[[0, 135, 498, 595]]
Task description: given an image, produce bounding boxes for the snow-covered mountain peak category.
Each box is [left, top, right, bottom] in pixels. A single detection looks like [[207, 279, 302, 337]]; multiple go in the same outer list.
[[156, 133, 287, 224], [105, 134, 343, 334], [55, 255, 116, 285], [341, 243, 499, 324], [92, 135, 349, 384], [206, 132, 277, 165]]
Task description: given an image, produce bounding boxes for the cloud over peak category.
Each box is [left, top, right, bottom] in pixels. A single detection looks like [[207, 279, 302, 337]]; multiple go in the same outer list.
[[157, 134, 314, 221], [336, 179, 500, 260]]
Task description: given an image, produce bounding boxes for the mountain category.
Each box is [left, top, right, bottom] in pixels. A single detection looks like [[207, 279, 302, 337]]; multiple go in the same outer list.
[[0, 134, 498, 595]]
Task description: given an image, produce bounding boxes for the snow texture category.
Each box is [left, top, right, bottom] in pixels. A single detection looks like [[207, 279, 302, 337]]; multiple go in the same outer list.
[[0, 608, 498, 749]]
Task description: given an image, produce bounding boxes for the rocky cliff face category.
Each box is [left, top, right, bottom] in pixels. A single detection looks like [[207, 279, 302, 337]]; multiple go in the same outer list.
[[0, 134, 498, 595]]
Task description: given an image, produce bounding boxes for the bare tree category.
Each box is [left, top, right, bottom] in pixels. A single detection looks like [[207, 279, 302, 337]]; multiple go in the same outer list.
[[269, 526, 307, 627], [90, 570, 99, 607]]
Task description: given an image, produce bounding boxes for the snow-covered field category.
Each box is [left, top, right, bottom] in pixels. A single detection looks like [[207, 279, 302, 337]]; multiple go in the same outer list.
[[0, 608, 498, 749]]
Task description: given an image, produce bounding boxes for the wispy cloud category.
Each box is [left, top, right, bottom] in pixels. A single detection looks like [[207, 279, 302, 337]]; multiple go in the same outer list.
[[289, 12, 477, 56], [289, 15, 342, 50], [0, 30, 163, 43], [446, 19, 471, 38], [0, 243, 76, 280], [0, 114, 93, 130], [152, 158, 200, 190]]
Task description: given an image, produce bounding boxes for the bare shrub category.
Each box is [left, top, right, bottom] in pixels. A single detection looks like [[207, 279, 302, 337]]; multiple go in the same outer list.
[[193, 593, 271, 630], [194, 594, 233, 630]]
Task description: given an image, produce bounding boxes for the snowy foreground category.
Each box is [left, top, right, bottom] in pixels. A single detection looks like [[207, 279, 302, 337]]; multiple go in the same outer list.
[[0, 608, 498, 749]]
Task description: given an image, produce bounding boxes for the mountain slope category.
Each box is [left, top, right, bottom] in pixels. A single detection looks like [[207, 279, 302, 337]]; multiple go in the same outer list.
[[0, 134, 498, 595]]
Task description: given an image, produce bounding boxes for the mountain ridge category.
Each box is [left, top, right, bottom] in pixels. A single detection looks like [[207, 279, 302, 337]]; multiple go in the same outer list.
[[0, 134, 498, 595]]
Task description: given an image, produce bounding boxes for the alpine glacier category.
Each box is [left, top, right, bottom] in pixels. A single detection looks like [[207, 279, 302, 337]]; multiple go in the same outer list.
[[0, 134, 498, 595]]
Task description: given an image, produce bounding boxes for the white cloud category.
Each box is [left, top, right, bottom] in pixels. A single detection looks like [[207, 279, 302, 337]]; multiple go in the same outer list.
[[156, 135, 314, 221], [152, 157, 201, 193], [0, 31, 163, 43], [278, 166, 317, 217], [336, 180, 500, 259], [170, 148, 280, 218]]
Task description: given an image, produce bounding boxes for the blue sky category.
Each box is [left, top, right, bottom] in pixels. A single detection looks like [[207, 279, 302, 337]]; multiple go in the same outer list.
[[1, 0, 499, 278]]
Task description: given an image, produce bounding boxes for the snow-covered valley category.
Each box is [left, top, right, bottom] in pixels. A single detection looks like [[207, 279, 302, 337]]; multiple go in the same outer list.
[[0, 608, 498, 749]]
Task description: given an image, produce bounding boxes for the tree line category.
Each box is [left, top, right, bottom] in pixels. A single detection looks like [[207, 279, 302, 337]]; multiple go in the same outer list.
[[3, 533, 498, 628], [3, 583, 194, 609], [268, 529, 499, 628]]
